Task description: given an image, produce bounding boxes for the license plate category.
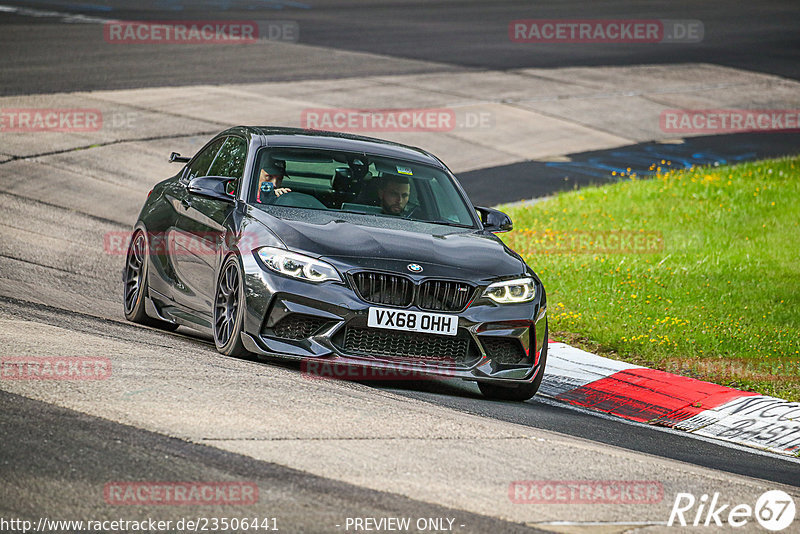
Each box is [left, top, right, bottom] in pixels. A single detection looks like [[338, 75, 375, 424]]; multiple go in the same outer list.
[[367, 307, 458, 336]]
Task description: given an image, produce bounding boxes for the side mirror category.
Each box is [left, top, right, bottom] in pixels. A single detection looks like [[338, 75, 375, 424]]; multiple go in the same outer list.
[[475, 206, 513, 233], [187, 176, 235, 203], [169, 152, 191, 163]]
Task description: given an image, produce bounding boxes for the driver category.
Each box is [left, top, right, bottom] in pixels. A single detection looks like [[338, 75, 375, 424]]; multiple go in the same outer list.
[[377, 174, 410, 215], [256, 158, 291, 204]]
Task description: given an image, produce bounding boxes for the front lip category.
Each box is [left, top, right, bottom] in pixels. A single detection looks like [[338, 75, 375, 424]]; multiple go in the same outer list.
[[240, 334, 546, 384]]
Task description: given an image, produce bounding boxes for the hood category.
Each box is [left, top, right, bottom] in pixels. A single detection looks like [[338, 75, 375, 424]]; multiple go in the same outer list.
[[248, 207, 525, 280]]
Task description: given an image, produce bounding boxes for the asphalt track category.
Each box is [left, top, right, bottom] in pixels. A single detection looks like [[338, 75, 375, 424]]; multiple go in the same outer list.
[[0, 388, 547, 534], [0, 0, 799, 96], [1, 1, 800, 532]]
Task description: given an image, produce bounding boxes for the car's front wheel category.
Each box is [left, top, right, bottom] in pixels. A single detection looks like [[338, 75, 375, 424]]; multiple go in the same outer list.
[[123, 229, 179, 331], [213, 255, 249, 357]]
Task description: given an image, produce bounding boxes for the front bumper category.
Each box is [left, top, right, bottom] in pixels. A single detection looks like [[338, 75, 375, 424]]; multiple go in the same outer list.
[[239, 252, 547, 385]]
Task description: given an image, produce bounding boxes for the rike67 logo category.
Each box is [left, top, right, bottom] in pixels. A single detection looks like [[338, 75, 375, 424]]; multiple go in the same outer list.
[[668, 490, 796, 531]]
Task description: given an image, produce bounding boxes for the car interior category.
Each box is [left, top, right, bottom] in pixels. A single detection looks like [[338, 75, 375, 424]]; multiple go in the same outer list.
[[250, 149, 474, 226]]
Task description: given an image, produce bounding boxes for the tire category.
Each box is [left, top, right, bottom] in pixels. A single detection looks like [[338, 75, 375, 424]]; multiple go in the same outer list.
[[213, 255, 249, 357], [478, 325, 548, 402], [123, 229, 179, 331]]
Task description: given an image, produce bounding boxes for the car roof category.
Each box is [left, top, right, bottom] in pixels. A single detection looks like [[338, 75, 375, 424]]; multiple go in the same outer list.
[[225, 126, 446, 169]]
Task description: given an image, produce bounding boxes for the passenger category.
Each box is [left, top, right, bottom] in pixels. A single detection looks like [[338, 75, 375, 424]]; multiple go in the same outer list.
[[377, 174, 410, 215], [256, 159, 291, 204]]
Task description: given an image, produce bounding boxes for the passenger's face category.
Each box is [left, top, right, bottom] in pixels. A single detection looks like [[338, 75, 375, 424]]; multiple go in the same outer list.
[[379, 182, 410, 215]]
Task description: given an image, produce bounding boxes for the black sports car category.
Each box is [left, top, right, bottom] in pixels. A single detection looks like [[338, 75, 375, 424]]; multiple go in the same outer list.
[[124, 127, 547, 400]]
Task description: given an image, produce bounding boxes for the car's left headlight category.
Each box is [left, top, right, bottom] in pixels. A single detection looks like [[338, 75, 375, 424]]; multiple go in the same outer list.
[[482, 277, 536, 304], [257, 246, 342, 283]]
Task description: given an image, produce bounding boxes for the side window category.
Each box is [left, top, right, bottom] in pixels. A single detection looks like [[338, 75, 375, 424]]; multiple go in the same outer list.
[[208, 137, 247, 180], [429, 176, 473, 224], [183, 137, 226, 182]]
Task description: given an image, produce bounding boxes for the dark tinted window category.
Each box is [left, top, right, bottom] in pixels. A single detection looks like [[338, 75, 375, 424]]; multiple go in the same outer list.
[[184, 137, 226, 181], [208, 136, 248, 180]]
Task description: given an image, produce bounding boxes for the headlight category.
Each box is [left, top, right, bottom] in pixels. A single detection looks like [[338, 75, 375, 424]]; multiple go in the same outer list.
[[257, 246, 341, 283], [482, 277, 536, 304]]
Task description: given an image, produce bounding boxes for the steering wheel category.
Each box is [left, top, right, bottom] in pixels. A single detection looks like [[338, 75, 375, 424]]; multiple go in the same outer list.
[[402, 204, 420, 219]]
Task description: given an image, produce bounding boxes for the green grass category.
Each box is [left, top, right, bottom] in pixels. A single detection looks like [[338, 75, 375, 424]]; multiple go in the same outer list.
[[499, 156, 800, 401]]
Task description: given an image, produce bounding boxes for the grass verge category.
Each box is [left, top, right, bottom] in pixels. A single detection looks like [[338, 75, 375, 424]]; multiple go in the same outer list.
[[500, 156, 800, 401]]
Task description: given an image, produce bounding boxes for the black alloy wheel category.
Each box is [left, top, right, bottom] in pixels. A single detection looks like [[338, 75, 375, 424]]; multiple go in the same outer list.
[[123, 231, 146, 317], [123, 229, 179, 330], [213, 256, 248, 357]]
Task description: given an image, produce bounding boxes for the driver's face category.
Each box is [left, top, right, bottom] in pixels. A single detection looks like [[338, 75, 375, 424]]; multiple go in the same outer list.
[[259, 168, 283, 186], [378, 182, 410, 215]]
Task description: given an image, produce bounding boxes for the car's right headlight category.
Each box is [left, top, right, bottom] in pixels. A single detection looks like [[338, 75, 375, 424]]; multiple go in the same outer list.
[[482, 277, 536, 304], [256, 246, 341, 283]]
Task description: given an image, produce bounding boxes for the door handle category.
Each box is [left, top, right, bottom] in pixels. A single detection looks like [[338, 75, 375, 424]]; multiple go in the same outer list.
[[181, 197, 192, 209]]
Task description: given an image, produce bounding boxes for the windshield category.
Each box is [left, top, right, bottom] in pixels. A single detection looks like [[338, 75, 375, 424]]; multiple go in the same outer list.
[[248, 147, 477, 228]]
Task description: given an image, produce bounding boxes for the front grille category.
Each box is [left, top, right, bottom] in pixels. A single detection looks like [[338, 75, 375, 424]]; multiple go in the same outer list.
[[270, 314, 330, 340], [418, 280, 473, 312], [352, 272, 413, 307], [481, 337, 528, 364], [341, 327, 475, 365], [352, 271, 473, 312]]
